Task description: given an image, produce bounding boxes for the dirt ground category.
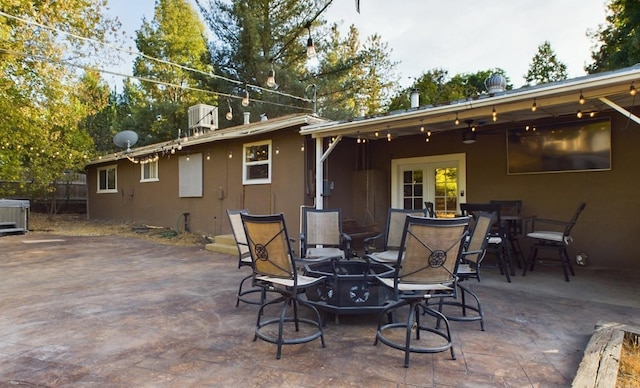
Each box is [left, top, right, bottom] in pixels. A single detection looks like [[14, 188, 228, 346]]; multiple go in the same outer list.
[[28, 212, 211, 247]]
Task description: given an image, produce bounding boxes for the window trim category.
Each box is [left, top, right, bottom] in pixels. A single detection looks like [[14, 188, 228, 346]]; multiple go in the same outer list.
[[97, 164, 118, 193], [242, 140, 272, 185], [140, 159, 159, 182]]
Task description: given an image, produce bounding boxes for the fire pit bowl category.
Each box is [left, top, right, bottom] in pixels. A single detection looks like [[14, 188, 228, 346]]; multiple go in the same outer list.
[[304, 260, 394, 314]]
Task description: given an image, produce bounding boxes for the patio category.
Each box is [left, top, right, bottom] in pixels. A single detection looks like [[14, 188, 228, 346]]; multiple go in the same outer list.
[[1, 232, 639, 387]]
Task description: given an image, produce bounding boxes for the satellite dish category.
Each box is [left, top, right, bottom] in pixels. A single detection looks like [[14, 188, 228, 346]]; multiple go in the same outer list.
[[113, 130, 138, 152]]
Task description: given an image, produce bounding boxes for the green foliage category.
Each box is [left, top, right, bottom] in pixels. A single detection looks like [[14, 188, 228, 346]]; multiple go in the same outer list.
[[195, 0, 398, 122], [0, 0, 118, 213], [132, 0, 213, 143], [587, 0, 640, 73], [388, 68, 511, 111], [524, 41, 568, 85]]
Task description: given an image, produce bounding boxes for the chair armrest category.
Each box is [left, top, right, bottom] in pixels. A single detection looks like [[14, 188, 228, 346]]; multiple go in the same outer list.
[[363, 233, 385, 254], [526, 217, 569, 233]]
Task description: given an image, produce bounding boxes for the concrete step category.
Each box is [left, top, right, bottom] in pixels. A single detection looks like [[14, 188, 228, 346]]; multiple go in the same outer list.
[[205, 234, 239, 255]]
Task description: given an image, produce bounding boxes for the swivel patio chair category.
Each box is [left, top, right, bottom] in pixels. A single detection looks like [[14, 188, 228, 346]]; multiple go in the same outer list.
[[460, 203, 515, 282], [227, 209, 265, 307], [363, 208, 426, 266], [241, 213, 328, 359], [374, 216, 470, 367], [522, 202, 587, 282], [300, 207, 351, 260], [434, 211, 494, 331]]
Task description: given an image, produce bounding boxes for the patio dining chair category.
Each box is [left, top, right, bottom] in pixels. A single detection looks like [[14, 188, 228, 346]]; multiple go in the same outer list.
[[241, 213, 328, 359], [300, 207, 351, 260], [522, 202, 587, 282], [490, 199, 524, 267], [374, 216, 470, 367], [227, 209, 265, 307], [433, 211, 494, 331], [363, 208, 426, 266], [460, 203, 515, 282]]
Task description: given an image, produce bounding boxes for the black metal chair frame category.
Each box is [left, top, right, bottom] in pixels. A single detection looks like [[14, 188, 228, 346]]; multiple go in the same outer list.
[[434, 211, 495, 331], [460, 203, 515, 282], [523, 202, 587, 282], [490, 199, 524, 268], [373, 216, 470, 367], [241, 213, 328, 360]]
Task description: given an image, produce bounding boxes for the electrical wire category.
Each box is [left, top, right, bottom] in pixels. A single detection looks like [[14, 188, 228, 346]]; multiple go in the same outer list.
[[0, 48, 313, 112], [0, 10, 312, 103]]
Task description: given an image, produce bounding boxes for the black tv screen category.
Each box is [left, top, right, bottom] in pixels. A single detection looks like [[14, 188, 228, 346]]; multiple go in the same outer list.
[[506, 118, 611, 174]]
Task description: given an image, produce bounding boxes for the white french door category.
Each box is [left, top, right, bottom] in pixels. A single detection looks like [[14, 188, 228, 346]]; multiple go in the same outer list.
[[391, 153, 466, 217]]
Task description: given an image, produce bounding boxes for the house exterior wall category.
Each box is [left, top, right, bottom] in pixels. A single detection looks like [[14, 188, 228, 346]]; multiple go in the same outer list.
[[87, 127, 308, 238], [319, 112, 639, 269]]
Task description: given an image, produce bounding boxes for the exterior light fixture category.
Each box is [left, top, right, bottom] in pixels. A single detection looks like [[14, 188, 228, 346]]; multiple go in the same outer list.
[[242, 87, 250, 107], [225, 100, 233, 120], [462, 120, 476, 144], [266, 63, 276, 88]]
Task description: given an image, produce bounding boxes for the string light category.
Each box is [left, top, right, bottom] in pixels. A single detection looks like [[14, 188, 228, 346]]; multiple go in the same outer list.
[[454, 113, 460, 125], [579, 91, 585, 105], [241, 87, 249, 107], [492, 106, 497, 122], [531, 98, 537, 112], [630, 82, 637, 96]]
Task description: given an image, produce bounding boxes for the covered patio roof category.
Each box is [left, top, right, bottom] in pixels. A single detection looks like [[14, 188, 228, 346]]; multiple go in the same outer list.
[[300, 64, 640, 140]]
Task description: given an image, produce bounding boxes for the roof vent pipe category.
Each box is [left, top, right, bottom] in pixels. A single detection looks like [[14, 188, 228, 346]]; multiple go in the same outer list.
[[410, 88, 420, 108], [243, 112, 250, 125]]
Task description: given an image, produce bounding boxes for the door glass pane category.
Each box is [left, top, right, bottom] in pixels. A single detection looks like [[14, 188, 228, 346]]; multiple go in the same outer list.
[[402, 169, 423, 210], [434, 167, 458, 217]]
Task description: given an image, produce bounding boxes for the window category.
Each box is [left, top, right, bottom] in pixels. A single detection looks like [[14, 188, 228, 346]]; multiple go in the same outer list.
[[97, 165, 117, 193], [140, 160, 159, 182], [243, 140, 272, 184]]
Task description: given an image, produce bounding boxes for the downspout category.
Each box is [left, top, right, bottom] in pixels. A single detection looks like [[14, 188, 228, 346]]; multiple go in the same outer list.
[[314, 135, 342, 210], [598, 97, 640, 125]]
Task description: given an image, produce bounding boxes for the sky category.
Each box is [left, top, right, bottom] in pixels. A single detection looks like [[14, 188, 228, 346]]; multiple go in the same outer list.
[[105, 0, 609, 89]]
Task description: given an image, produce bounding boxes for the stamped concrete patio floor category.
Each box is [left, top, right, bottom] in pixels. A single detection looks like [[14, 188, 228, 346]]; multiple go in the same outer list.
[[1, 233, 639, 387]]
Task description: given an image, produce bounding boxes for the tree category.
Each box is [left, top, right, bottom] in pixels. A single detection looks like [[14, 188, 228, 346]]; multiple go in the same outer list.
[[524, 41, 568, 85], [388, 68, 512, 111], [195, 0, 398, 121], [133, 0, 213, 143], [586, 0, 640, 73], [0, 0, 119, 215]]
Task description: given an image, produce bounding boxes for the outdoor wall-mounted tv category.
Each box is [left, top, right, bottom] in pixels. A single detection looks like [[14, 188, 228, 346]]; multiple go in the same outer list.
[[506, 118, 611, 175]]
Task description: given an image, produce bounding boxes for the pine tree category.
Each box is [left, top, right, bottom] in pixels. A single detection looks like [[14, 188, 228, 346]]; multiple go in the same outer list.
[[524, 41, 568, 85]]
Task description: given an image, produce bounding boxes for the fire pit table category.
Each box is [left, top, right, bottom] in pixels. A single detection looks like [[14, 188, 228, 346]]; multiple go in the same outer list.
[[304, 259, 394, 315]]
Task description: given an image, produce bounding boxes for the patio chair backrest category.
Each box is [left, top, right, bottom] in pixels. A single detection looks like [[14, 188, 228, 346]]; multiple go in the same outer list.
[[385, 208, 426, 250], [227, 209, 249, 246], [242, 213, 295, 281], [303, 208, 342, 246], [463, 211, 494, 267], [564, 202, 587, 236], [396, 216, 469, 285]]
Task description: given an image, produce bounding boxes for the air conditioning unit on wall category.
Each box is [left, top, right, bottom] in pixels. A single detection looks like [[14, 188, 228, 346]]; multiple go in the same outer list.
[[188, 104, 218, 133]]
